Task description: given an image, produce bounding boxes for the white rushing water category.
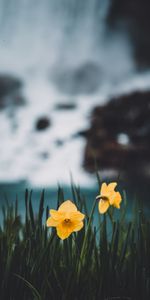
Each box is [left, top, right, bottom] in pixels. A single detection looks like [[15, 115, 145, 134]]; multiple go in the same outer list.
[[0, 0, 150, 188]]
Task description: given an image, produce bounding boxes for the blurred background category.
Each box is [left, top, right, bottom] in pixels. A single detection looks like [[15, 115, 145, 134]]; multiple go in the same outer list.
[[0, 0, 150, 213]]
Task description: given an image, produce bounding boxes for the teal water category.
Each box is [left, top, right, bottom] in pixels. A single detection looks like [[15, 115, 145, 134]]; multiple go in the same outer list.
[[0, 180, 150, 226], [0, 182, 98, 224]]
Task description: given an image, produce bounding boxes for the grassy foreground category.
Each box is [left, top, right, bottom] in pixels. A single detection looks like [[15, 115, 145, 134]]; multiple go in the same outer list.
[[0, 186, 150, 300]]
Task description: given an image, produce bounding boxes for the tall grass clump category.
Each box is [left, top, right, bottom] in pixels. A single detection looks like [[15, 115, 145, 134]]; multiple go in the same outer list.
[[0, 185, 150, 300]]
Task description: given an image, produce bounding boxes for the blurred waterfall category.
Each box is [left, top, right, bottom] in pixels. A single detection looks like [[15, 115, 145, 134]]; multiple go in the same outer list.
[[0, 0, 139, 187], [0, 0, 111, 73]]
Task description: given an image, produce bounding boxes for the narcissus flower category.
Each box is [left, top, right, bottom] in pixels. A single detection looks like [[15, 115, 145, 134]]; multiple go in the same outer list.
[[46, 200, 85, 240], [96, 182, 122, 214]]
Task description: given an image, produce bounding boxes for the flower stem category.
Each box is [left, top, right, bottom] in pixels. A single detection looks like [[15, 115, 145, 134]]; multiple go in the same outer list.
[[77, 197, 97, 277]]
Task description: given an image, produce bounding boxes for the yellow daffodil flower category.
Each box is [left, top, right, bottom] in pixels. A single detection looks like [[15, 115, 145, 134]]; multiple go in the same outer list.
[[96, 182, 122, 214], [46, 200, 85, 240]]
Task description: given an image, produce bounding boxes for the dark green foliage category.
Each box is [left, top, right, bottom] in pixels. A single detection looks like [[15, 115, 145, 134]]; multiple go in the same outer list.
[[0, 187, 150, 300]]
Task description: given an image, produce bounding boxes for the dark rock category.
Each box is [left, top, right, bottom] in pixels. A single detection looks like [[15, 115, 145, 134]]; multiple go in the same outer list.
[[40, 152, 49, 159], [52, 62, 101, 95], [54, 103, 77, 110], [0, 74, 24, 109], [55, 139, 64, 146], [107, 0, 150, 68], [83, 90, 150, 178], [0, 75, 22, 97], [73, 129, 90, 139], [36, 117, 51, 131]]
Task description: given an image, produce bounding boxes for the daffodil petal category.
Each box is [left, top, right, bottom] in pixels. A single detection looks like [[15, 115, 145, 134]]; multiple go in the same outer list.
[[113, 192, 122, 209], [107, 182, 117, 191], [73, 221, 84, 232], [56, 224, 73, 240], [50, 209, 65, 221], [70, 211, 85, 221], [100, 183, 108, 196], [98, 199, 110, 214], [58, 200, 77, 213], [108, 192, 117, 205], [46, 217, 58, 227]]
